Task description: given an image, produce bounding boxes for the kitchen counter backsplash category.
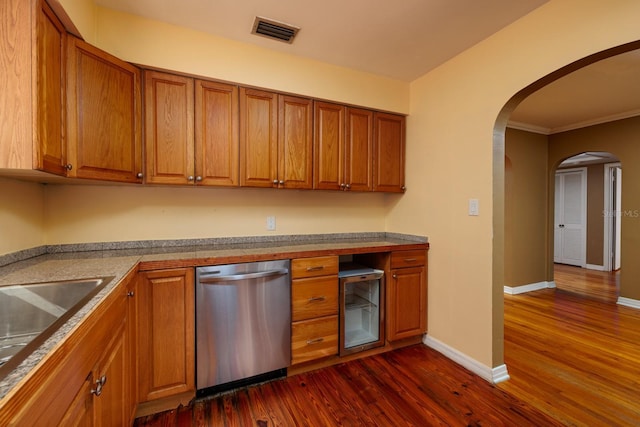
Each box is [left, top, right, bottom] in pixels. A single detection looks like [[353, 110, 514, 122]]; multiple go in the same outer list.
[[0, 232, 427, 399]]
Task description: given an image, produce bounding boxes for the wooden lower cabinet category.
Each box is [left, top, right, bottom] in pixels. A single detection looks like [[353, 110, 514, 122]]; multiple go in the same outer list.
[[387, 251, 428, 341], [291, 316, 339, 365], [137, 268, 195, 407], [290, 256, 339, 365], [0, 272, 136, 426]]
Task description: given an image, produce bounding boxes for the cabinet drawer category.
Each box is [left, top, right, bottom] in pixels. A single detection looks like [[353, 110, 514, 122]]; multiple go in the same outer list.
[[291, 316, 338, 365], [291, 256, 339, 279], [292, 276, 338, 321], [390, 250, 426, 269]]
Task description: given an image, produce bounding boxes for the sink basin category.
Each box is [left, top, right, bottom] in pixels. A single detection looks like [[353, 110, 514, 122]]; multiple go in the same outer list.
[[0, 276, 114, 380]]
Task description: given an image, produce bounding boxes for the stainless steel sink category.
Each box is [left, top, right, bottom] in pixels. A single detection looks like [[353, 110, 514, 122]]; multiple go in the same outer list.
[[0, 276, 114, 379]]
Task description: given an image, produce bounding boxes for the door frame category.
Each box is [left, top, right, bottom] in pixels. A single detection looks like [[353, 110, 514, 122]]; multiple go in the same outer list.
[[603, 162, 622, 271], [554, 167, 587, 267]]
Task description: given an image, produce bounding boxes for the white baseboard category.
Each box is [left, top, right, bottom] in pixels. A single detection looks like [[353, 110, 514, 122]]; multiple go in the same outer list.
[[617, 297, 640, 310], [423, 335, 510, 384], [586, 264, 605, 271], [504, 281, 555, 295]]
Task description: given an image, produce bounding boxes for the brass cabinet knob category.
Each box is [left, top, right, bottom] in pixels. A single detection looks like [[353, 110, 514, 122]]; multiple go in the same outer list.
[[188, 176, 195, 181], [136, 172, 143, 179], [195, 176, 203, 182]]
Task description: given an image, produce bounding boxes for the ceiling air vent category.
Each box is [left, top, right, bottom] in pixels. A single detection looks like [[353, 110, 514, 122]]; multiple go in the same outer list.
[[252, 16, 300, 44]]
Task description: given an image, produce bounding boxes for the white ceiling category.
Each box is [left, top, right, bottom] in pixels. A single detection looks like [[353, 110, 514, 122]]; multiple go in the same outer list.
[[95, 0, 640, 133]]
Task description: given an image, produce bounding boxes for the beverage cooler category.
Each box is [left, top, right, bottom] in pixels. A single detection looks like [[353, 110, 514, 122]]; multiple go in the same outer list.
[[338, 264, 384, 356]]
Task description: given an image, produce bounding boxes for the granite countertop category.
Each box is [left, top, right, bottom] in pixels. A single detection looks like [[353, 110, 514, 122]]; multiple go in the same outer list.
[[0, 232, 427, 400]]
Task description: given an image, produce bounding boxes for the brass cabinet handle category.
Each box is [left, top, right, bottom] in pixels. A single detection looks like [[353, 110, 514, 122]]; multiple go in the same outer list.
[[136, 172, 143, 179], [392, 274, 397, 279], [64, 164, 73, 171], [345, 184, 351, 190], [306, 266, 325, 272], [308, 296, 326, 303], [195, 176, 203, 182], [306, 337, 324, 345], [127, 291, 135, 297], [404, 258, 417, 262], [401, 185, 406, 191], [188, 176, 195, 181], [273, 179, 279, 185]]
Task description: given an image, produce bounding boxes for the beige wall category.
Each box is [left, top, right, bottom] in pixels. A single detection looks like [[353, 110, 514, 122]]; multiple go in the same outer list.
[[43, 185, 388, 244], [0, 178, 46, 255], [505, 128, 548, 288], [389, 0, 640, 368], [550, 117, 640, 299]]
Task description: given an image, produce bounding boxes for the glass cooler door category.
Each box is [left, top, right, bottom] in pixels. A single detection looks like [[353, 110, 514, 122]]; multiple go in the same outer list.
[[339, 265, 384, 356]]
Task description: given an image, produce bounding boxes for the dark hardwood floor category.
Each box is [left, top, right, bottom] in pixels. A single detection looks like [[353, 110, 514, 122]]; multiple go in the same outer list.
[[134, 344, 558, 426], [135, 264, 639, 426]]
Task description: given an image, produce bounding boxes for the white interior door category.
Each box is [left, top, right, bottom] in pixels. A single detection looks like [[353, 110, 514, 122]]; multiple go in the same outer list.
[[554, 168, 587, 267]]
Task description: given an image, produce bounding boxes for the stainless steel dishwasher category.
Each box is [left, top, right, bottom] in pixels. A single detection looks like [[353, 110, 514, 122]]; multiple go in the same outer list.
[[195, 260, 290, 396]]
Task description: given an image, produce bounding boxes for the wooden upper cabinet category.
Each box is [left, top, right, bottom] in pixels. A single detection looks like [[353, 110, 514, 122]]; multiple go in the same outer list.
[[36, 0, 67, 175], [144, 71, 239, 186], [374, 112, 406, 193], [144, 71, 194, 185], [0, 0, 66, 173], [313, 102, 345, 190], [195, 80, 239, 186], [240, 88, 312, 189], [239, 87, 278, 187], [278, 95, 313, 189], [66, 36, 143, 183], [345, 107, 373, 191]]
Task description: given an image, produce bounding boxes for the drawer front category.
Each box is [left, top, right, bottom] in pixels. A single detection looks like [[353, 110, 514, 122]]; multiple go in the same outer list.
[[291, 256, 339, 279], [292, 276, 338, 321], [291, 316, 338, 365], [390, 250, 426, 269]]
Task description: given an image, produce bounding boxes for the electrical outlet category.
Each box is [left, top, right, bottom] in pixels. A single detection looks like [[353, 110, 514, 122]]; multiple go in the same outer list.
[[266, 216, 276, 231]]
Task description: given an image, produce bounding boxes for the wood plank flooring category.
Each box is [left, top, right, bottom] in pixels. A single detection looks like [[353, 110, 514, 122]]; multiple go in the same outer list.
[[134, 344, 558, 426], [553, 263, 619, 303], [500, 265, 640, 426]]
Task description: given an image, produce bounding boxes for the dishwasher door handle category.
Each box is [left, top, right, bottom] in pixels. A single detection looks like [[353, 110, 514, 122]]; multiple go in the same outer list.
[[199, 269, 289, 284]]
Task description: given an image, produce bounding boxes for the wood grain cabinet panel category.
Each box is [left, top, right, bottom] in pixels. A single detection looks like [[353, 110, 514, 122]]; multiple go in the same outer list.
[[240, 87, 278, 187], [0, 0, 67, 174], [345, 107, 374, 191], [137, 268, 195, 403], [291, 256, 339, 365], [66, 35, 143, 183], [195, 80, 239, 186], [144, 71, 240, 186], [313, 102, 345, 190], [278, 95, 313, 189], [240, 88, 312, 189], [373, 112, 406, 193], [144, 71, 194, 185], [387, 251, 427, 341]]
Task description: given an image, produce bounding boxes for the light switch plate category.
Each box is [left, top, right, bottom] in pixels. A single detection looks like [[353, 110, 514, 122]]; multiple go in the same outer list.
[[468, 199, 479, 216]]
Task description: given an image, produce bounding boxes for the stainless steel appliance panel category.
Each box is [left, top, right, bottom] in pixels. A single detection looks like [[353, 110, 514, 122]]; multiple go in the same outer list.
[[196, 260, 290, 391]]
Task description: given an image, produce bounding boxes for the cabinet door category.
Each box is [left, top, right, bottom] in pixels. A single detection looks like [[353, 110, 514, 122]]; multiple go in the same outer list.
[[195, 80, 239, 186], [387, 266, 426, 341], [313, 102, 345, 190], [239, 87, 278, 187], [66, 36, 142, 183], [59, 374, 94, 427], [278, 95, 313, 189], [138, 268, 195, 402], [35, 0, 67, 175], [94, 319, 128, 426], [373, 112, 406, 193], [345, 108, 373, 191], [144, 71, 194, 185]]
